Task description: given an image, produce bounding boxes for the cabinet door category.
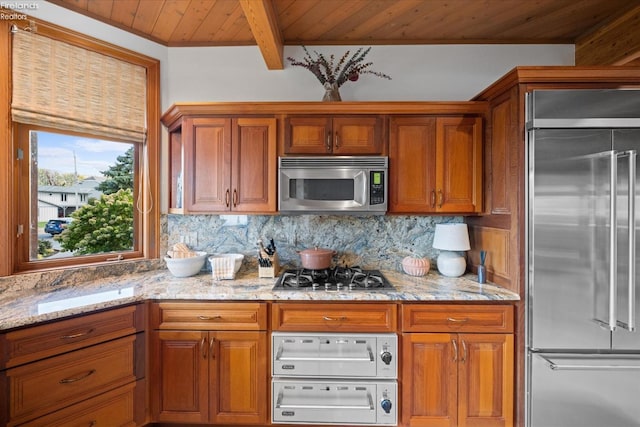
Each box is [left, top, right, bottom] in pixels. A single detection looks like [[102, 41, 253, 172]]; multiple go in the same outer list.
[[210, 331, 267, 425], [232, 118, 277, 212], [183, 117, 232, 212], [332, 117, 383, 154], [435, 117, 483, 213], [457, 334, 513, 427], [402, 333, 457, 427], [284, 117, 332, 154], [389, 117, 437, 213], [153, 330, 209, 423]]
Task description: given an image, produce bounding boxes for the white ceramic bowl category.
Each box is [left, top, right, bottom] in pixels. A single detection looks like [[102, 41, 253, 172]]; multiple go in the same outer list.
[[164, 251, 208, 277], [210, 253, 244, 274]]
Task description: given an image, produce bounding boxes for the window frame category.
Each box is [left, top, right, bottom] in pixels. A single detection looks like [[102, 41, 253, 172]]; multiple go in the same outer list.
[[1, 17, 160, 275]]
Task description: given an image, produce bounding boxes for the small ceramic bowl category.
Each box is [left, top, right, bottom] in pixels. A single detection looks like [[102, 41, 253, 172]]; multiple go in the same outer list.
[[401, 256, 431, 276], [164, 251, 208, 277]]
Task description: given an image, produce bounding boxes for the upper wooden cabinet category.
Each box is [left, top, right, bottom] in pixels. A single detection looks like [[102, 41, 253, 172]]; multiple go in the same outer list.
[[167, 116, 276, 214], [389, 116, 483, 214], [284, 116, 383, 155]]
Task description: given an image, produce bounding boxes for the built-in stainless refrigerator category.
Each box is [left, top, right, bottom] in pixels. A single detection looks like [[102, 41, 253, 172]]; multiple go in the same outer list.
[[527, 89, 640, 427]]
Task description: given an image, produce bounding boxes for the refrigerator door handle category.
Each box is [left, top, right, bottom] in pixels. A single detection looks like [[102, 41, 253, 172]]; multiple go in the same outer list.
[[609, 150, 618, 332], [618, 150, 637, 332], [538, 354, 640, 371]]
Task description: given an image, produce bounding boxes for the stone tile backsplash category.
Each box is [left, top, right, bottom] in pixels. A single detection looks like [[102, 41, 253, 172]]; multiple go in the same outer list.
[[164, 214, 462, 271]]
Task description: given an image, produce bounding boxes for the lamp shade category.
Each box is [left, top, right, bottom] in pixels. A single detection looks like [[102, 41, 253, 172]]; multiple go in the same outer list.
[[432, 224, 470, 251]]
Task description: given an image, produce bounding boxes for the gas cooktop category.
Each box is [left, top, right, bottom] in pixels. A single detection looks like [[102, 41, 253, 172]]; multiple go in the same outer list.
[[272, 266, 395, 292]]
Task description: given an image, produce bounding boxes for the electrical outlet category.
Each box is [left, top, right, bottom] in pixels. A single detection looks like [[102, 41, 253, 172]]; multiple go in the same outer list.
[[181, 232, 198, 247]]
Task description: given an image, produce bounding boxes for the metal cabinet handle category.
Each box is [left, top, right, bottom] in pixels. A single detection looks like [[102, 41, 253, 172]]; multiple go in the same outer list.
[[461, 340, 467, 363], [323, 315, 347, 321], [225, 189, 230, 207], [201, 337, 207, 359], [335, 132, 340, 149], [326, 133, 332, 152], [451, 339, 458, 362], [438, 189, 444, 208], [232, 189, 238, 207], [447, 317, 469, 323], [210, 337, 215, 359], [430, 190, 436, 208], [198, 315, 222, 320], [61, 328, 95, 340], [60, 369, 96, 384]]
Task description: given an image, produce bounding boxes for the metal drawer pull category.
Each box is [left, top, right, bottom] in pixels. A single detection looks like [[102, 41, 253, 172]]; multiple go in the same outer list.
[[451, 339, 458, 362], [61, 328, 95, 340], [198, 315, 222, 320], [323, 316, 347, 321], [59, 369, 96, 384], [210, 337, 215, 359], [446, 317, 469, 323], [461, 340, 467, 363], [201, 337, 207, 359]]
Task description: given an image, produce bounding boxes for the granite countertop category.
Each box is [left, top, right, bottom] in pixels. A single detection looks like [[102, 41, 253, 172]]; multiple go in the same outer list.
[[0, 268, 520, 331]]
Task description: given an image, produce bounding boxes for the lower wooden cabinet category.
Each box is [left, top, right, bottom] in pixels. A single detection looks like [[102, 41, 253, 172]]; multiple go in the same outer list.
[[0, 305, 145, 427], [402, 333, 513, 427], [401, 304, 514, 427], [18, 382, 137, 427], [150, 302, 268, 425]]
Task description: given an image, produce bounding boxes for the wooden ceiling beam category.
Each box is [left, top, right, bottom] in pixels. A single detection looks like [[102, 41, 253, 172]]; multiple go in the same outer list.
[[239, 0, 284, 70], [575, 5, 640, 65]]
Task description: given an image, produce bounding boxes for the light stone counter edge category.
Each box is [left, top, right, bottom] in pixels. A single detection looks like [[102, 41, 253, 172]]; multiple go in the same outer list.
[[0, 268, 519, 331]]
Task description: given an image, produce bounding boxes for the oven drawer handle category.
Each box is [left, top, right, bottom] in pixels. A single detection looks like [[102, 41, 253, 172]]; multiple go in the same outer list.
[[277, 356, 374, 362], [277, 403, 375, 410]]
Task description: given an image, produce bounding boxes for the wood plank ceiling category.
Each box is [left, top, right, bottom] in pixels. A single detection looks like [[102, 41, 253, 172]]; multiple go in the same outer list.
[[47, 0, 640, 68]]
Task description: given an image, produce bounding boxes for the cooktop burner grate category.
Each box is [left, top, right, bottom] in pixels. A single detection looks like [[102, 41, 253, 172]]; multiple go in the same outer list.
[[273, 267, 395, 292]]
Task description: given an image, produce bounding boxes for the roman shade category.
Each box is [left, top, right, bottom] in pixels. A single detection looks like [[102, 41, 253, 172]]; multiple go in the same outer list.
[[11, 30, 147, 143]]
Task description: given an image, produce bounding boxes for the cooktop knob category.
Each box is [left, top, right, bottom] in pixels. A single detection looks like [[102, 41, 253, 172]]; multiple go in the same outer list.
[[380, 398, 392, 414], [381, 351, 393, 365]]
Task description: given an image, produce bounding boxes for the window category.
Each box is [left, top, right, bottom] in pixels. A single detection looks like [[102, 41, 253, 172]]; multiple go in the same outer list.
[[2, 18, 160, 274], [18, 126, 136, 261]]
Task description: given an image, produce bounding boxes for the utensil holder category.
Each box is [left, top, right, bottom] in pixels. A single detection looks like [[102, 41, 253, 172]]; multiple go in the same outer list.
[[259, 253, 279, 278]]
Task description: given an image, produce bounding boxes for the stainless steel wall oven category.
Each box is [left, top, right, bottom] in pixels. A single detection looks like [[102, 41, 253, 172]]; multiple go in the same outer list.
[[271, 332, 397, 425]]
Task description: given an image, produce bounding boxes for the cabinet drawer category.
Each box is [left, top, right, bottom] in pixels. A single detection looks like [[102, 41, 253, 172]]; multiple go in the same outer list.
[[151, 302, 267, 330], [18, 382, 136, 427], [2, 304, 142, 369], [7, 335, 136, 426], [272, 303, 397, 332], [401, 304, 514, 333]]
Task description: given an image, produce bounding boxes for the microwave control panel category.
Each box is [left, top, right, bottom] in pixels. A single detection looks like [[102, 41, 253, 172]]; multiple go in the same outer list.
[[370, 171, 385, 205]]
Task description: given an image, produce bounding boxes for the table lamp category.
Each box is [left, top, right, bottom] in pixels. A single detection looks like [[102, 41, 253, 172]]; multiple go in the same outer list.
[[432, 223, 470, 277]]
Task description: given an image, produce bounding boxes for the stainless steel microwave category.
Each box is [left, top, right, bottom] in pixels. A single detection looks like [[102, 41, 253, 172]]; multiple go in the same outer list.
[[278, 156, 388, 214]]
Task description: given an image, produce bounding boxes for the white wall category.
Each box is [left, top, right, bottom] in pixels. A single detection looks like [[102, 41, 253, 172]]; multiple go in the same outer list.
[[166, 44, 574, 107], [22, 2, 574, 108]]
